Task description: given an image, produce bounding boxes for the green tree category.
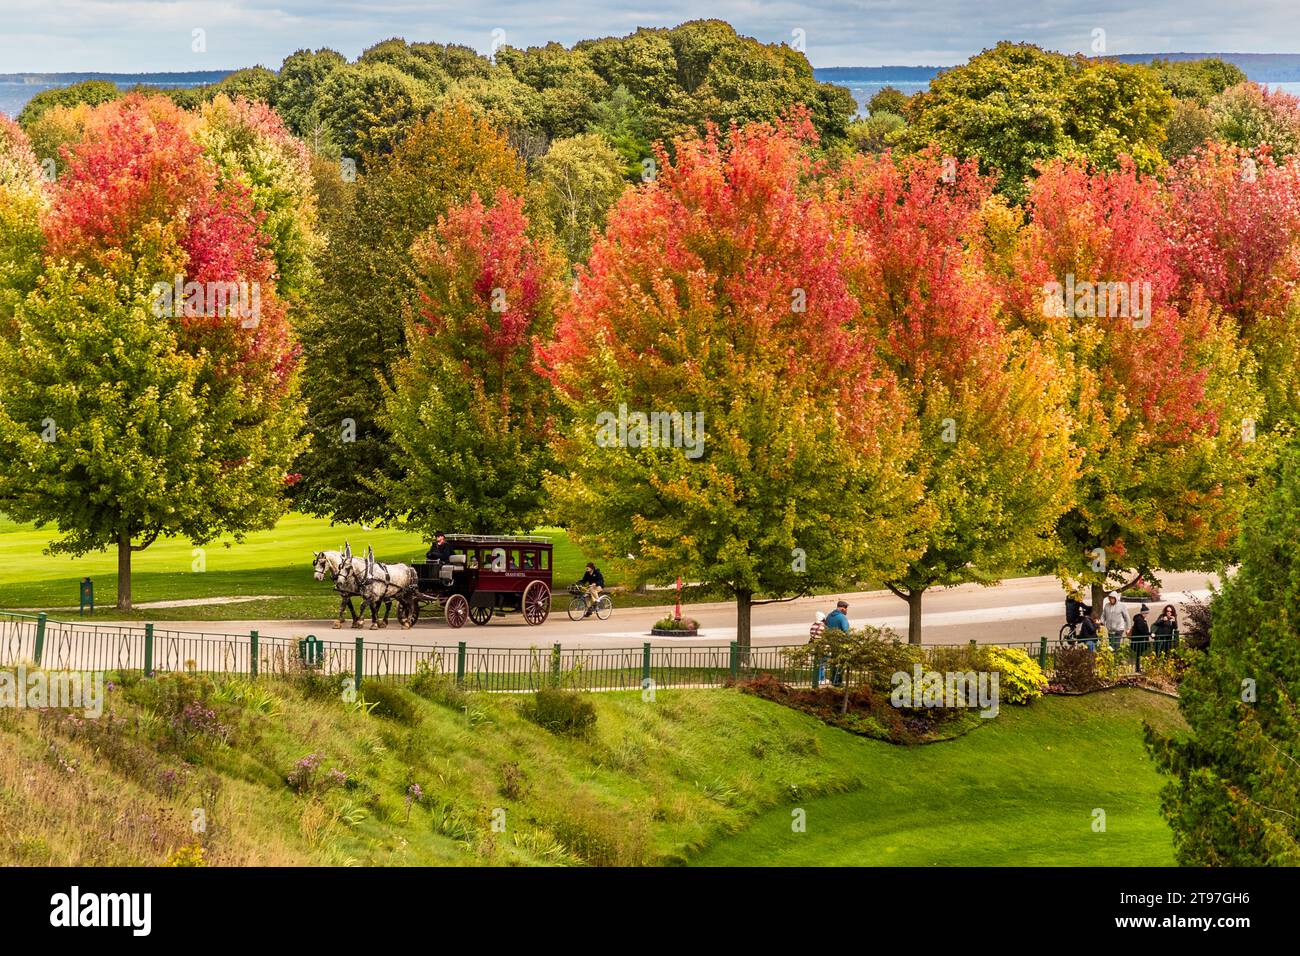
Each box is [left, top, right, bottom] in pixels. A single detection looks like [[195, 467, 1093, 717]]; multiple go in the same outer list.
[[1148, 440, 1300, 864], [1150, 57, 1248, 106], [318, 61, 435, 164], [535, 133, 627, 263], [847, 112, 905, 154], [0, 264, 302, 609], [210, 67, 279, 105], [1162, 99, 1215, 161], [273, 48, 348, 150], [867, 86, 909, 116], [902, 43, 1172, 200], [16, 79, 120, 128]]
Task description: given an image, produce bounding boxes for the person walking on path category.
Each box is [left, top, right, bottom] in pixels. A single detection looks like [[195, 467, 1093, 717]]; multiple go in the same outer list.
[[1100, 591, 1130, 647], [810, 611, 827, 687], [1130, 604, 1152, 658], [1151, 604, 1179, 653], [824, 600, 849, 687]]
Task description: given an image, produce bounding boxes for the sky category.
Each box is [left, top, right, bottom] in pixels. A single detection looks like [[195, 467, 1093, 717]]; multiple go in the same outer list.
[[0, 0, 1298, 73]]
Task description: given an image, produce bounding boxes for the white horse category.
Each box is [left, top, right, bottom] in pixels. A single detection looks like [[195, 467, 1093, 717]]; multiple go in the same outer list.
[[359, 545, 420, 630], [312, 543, 365, 629]]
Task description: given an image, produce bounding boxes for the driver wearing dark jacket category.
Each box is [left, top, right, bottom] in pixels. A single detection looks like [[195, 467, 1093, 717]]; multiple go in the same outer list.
[[427, 532, 453, 564]]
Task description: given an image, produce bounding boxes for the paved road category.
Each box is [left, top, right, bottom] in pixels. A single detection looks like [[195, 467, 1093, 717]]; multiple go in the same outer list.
[[86, 572, 1219, 649]]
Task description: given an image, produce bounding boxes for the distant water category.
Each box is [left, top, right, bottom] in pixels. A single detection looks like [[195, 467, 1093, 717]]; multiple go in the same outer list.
[[826, 80, 931, 116]]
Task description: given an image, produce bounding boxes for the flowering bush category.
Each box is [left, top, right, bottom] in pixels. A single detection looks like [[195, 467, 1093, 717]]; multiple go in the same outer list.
[[981, 646, 1048, 704], [652, 616, 698, 631]]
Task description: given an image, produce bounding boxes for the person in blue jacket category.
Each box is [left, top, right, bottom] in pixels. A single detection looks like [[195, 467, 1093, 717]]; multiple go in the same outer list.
[[824, 600, 849, 686]]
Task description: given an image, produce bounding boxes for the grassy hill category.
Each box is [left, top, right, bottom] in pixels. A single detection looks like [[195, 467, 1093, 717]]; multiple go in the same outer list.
[[0, 668, 1184, 866]]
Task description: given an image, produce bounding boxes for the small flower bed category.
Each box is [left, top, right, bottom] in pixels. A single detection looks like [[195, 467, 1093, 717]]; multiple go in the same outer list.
[[651, 616, 698, 635]]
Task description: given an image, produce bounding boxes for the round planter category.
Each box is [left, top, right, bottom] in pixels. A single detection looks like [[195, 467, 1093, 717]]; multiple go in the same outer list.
[[650, 627, 699, 637]]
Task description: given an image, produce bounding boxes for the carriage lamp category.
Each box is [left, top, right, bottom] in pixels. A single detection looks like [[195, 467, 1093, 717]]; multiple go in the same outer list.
[[79, 577, 94, 616]]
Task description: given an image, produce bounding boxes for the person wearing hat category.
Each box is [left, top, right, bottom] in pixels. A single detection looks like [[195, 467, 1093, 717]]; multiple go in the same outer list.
[[824, 601, 850, 687], [1130, 603, 1152, 657], [1100, 590, 1130, 646], [427, 532, 453, 565]]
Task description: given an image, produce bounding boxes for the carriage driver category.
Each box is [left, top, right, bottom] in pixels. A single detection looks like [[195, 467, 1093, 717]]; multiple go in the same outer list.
[[577, 562, 605, 617], [427, 532, 454, 565]]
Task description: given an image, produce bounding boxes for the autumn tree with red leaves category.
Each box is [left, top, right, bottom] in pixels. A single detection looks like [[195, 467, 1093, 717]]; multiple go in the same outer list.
[[542, 117, 925, 650], [833, 151, 1075, 643], [1001, 158, 1263, 608], [379, 188, 565, 534], [1164, 144, 1300, 428], [0, 95, 307, 609]]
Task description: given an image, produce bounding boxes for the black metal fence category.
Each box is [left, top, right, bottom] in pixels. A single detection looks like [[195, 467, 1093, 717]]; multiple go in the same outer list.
[[0, 610, 1178, 692]]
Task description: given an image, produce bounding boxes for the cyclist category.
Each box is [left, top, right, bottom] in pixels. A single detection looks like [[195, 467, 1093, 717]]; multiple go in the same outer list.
[[1064, 589, 1091, 637], [576, 562, 605, 618]]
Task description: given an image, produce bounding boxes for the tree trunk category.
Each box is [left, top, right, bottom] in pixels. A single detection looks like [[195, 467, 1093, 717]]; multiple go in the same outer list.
[[117, 529, 132, 611], [1091, 582, 1105, 614], [736, 589, 753, 660], [907, 587, 925, 645]]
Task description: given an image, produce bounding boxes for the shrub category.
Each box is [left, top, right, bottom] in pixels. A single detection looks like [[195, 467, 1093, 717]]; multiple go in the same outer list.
[[1095, 641, 1119, 683], [525, 688, 596, 737], [408, 659, 468, 709], [357, 681, 419, 724], [1181, 593, 1213, 649], [1052, 644, 1102, 692], [981, 646, 1049, 703]]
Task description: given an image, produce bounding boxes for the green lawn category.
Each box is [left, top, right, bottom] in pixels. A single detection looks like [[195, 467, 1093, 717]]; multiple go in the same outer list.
[[691, 687, 1183, 866], [0, 513, 600, 620]]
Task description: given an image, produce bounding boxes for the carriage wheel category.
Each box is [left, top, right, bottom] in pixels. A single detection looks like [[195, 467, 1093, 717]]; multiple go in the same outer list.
[[522, 580, 551, 626], [445, 594, 469, 629], [469, 605, 492, 626]]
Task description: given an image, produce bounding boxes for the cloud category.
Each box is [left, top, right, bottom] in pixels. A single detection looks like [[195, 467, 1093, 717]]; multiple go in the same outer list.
[[1, 0, 1298, 72]]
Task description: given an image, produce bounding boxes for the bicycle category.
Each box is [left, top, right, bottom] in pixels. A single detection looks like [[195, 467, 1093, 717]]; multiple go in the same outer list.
[[566, 584, 613, 621]]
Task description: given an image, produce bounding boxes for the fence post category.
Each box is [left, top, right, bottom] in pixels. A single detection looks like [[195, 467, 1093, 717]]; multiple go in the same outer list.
[[456, 641, 466, 687], [33, 612, 47, 666], [354, 636, 364, 690], [551, 643, 562, 685], [249, 630, 259, 678], [1038, 635, 1047, 671], [641, 642, 651, 687], [1172, 628, 1180, 651], [729, 641, 738, 682], [143, 623, 154, 677]]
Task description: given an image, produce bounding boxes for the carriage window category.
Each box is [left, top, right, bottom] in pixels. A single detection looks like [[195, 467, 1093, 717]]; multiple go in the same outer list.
[[507, 549, 521, 569], [521, 550, 536, 569], [541, 551, 549, 570]]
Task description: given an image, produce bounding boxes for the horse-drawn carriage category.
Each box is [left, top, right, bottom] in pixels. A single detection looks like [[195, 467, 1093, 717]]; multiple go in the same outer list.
[[405, 534, 553, 628]]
